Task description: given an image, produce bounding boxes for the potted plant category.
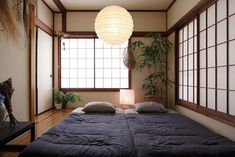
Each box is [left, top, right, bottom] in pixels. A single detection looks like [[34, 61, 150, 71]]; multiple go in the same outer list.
[[62, 92, 82, 108], [54, 89, 63, 109], [131, 33, 174, 101]]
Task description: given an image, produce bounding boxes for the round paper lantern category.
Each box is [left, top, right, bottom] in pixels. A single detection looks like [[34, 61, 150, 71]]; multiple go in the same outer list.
[[95, 5, 134, 45]]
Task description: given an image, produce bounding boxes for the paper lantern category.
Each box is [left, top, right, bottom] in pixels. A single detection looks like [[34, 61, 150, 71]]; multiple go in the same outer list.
[[95, 5, 134, 45], [120, 89, 135, 105]]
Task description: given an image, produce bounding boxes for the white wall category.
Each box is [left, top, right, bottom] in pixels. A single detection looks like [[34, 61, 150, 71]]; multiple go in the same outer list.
[[167, 0, 235, 141], [0, 5, 29, 121], [37, 0, 53, 29]]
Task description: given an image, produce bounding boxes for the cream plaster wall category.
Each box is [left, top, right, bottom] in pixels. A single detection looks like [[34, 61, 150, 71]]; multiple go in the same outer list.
[[167, 0, 235, 141], [0, 8, 29, 120], [167, 0, 200, 29], [67, 12, 166, 32], [37, 0, 53, 29]]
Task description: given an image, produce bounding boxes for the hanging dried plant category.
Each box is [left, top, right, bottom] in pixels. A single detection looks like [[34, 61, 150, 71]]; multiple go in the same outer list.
[[0, 0, 19, 41]]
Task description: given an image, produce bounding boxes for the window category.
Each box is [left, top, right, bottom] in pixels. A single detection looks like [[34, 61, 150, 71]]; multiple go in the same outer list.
[[177, 0, 235, 125], [60, 38, 130, 90]]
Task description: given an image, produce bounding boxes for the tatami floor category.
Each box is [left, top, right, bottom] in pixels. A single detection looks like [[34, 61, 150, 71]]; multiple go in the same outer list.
[[0, 108, 74, 157]]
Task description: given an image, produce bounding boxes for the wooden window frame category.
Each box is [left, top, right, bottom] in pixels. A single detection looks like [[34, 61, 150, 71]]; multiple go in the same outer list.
[[176, 0, 235, 127], [58, 36, 131, 92]]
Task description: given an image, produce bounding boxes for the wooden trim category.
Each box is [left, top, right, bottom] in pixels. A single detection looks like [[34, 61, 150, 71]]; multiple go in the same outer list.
[[35, 28, 38, 115], [62, 12, 66, 32], [58, 38, 61, 89], [52, 13, 55, 108], [205, 9, 208, 109], [66, 10, 166, 12], [61, 88, 130, 92], [166, 0, 176, 11], [52, 0, 66, 12], [41, 0, 54, 13], [28, 2, 36, 121], [165, 0, 217, 36], [35, 18, 53, 36]]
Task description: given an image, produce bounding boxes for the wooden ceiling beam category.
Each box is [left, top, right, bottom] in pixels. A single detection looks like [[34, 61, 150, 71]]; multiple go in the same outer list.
[[53, 0, 66, 12]]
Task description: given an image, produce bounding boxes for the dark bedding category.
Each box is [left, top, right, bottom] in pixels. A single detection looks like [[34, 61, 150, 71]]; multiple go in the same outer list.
[[19, 113, 136, 157], [125, 113, 235, 157]]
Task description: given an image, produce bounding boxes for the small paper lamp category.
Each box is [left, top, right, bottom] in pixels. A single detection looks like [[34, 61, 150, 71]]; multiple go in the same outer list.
[[95, 5, 134, 45], [119, 89, 135, 106]]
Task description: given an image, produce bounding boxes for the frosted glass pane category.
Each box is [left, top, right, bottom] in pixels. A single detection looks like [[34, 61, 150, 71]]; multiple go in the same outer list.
[[189, 70, 193, 86], [183, 71, 188, 85], [179, 72, 182, 85], [184, 26, 188, 41], [61, 69, 69, 78], [229, 15, 235, 40], [184, 86, 188, 101], [200, 50, 206, 68], [86, 49, 94, 58], [121, 69, 129, 78], [179, 30, 183, 43], [96, 49, 103, 58], [62, 39, 69, 48], [207, 4, 215, 27], [104, 49, 112, 58], [208, 68, 215, 88], [70, 49, 77, 58], [104, 59, 112, 68], [217, 43, 227, 66], [217, 0, 227, 21], [95, 79, 103, 88], [207, 26, 215, 47], [189, 87, 193, 102], [95, 39, 103, 48], [69, 59, 77, 68], [217, 67, 227, 89], [229, 66, 235, 90], [208, 47, 215, 67], [78, 49, 86, 58], [112, 79, 120, 88], [217, 90, 227, 113], [179, 44, 183, 57], [112, 59, 120, 68], [229, 0, 235, 15], [61, 79, 69, 88], [78, 59, 86, 68], [179, 58, 182, 71], [189, 54, 193, 70], [194, 87, 197, 103], [184, 41, 188, 56], [69, 69, 77, 78], [194, 19, 197, 36], [103, 79, 112, 88], [95, 69, 103, 78], [194, 36, 197, 52], [179, 86, 183, 99], [200, 11, 206, 31], [70, 79, 78, 88], [78, 79, 86, 88], [121, 79, 128, 88], [194, 70, 197, 86], [112, 49, 120, 58], [86, 59, 94, 68], [70, 39, 78, 48], [104, 69, 111, 78], [78, 39, 86, 48], [229, 40, 235, 65], [229, 91, 235, 116], [217, 20, 227, 44], [86, 39, 94, 49], [194, 53, 197, 69], [112, 69, 120, 78], [200, 69, 206, 87], [61, 49, 69, 59], [61, 59, 69, 68], [200, 31, 206, 50], [86, 69, 94, 78], [200, 88, 206, 107], [189, 22, 194, 38], [86, 79, 94, 88], [184, 56, 188, 70], [208, 89, 215, 110], [95, 59, 103, 68], [78, 69, 86, 78], [189, 38, 194, 54]]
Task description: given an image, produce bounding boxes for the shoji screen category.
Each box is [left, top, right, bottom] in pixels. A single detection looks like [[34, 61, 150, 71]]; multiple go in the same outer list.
[[177, 0, 235, 124], [178, 19, 198, 104]]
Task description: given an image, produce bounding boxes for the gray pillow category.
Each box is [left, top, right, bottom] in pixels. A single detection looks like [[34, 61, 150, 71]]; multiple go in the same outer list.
[[135, 101, 167, 113], [82, 102, 116, 113]]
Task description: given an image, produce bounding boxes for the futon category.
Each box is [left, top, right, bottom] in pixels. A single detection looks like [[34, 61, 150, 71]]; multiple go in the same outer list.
[[125, 112, 235, 157]]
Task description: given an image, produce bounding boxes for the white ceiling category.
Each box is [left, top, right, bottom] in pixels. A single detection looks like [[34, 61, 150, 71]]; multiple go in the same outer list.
[[43, 0, 175, 11]]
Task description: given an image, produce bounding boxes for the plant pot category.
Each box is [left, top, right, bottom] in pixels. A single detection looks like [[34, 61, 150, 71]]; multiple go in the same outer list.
[[55, 103, 62, 109], [0, 103, 6, 124]]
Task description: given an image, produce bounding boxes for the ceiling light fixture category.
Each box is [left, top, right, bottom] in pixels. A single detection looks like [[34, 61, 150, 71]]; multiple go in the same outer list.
[[94, 5, 134, 45]]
